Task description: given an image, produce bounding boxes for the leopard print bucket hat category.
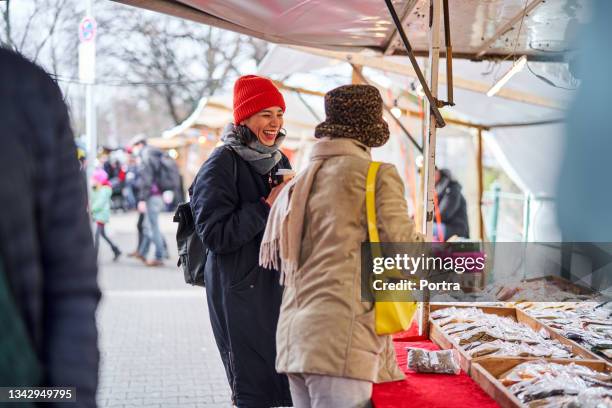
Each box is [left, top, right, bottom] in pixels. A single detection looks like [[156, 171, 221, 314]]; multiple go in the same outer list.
[[314, 84, 390, 147]]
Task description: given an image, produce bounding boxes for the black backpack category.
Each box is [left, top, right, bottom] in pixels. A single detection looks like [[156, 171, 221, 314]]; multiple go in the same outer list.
[[174, 146, 237, 286], [157, 153, 181, 192]]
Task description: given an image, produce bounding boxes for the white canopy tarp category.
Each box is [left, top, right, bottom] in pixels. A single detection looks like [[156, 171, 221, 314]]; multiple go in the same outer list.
[[113, 0, 588, 61]]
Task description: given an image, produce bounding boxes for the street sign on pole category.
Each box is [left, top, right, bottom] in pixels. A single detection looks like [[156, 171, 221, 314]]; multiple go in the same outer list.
[[79, 16, 97, 42], [80, 7, 97, 180], [78, 16, 96, 84]]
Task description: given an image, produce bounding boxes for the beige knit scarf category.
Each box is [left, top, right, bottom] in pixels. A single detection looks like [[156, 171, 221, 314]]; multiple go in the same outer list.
[[259, 138, 369, 286]]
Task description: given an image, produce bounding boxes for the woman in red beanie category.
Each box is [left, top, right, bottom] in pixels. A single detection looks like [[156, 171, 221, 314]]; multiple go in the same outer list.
[[190, 75, 293, 407]]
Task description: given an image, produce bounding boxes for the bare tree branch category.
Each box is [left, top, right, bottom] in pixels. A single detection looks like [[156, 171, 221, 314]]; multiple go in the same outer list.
[[31, 0, 69, 63], [17, 4, 41, 51], [2, 0, 13, 48]]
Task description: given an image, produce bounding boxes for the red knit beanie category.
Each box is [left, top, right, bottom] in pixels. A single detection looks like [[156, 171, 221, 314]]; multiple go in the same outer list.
[[233, 75, 286, 125]]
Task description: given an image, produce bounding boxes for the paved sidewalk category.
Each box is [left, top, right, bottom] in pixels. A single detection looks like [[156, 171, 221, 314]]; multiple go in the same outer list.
[[96, 211, 232, 408]]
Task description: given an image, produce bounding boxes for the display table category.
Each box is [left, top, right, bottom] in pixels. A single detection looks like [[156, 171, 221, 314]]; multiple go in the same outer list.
[[371, 339, 500, 408]]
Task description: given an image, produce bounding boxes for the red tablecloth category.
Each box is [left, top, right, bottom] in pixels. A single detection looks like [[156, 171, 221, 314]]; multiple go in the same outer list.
[[372, 340, 500, 408]]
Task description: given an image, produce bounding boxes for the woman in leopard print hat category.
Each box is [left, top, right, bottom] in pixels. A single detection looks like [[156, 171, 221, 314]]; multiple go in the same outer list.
[[263, 84, 423, 407], [314, 84, 390, 147]]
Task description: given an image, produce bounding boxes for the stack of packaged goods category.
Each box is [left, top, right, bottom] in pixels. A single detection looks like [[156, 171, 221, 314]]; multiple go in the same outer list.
[[498, 360, 611, 407], [523, 302, 612, 361], [431, 307, 575, 359]]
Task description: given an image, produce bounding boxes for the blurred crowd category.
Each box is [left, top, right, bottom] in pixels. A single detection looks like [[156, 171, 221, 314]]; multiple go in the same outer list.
[[82, 137, 182, 266]]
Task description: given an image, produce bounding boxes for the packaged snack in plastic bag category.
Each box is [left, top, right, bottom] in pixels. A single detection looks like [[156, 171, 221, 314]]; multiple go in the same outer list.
[[406, 348, 461, 375], [499, 360, 612, 406]]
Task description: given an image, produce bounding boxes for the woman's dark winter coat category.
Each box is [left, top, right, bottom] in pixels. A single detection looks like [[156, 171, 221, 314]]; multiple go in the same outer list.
[[191, 145, 292, 407], [0, 48, 100, 405], [436, 169, 469, 239]]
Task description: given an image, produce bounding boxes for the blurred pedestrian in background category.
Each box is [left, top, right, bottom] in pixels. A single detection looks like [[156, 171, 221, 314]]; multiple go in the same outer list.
[[132, 137, 172, 266], [91, 168, 122, 261], [122, 154, 139, 210], [433, 167, 469, 241], [0, 47, 100, 405]]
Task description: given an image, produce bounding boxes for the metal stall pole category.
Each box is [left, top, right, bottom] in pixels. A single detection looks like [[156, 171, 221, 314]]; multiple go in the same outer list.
[[419, 0, 443, 337], [521, 193, 532, 279], [477, 128, 484, 240], [84, 0, 97, 178], [352, 64, 364, 85], [489, 183, 501, 243], [385, 0, 445, 337], [522, 193, 532, 243]]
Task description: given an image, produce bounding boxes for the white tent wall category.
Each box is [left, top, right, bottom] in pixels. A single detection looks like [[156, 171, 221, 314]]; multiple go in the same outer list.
[[487, 125, 565, 196], [487, 125, 564, 242], [259, 46, 573, 242], [373, 118, 422, 215], [433, 60, 568, 242]]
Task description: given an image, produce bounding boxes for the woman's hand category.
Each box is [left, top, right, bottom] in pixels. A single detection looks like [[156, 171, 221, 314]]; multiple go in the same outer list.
[[265, 181, 288, 207]]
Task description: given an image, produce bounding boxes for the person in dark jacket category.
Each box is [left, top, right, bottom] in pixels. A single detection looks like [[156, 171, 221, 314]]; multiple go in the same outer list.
[[133, 138, 167, 266], [435, 168, 469, 240], [191, 75, 292, 408], [0, 48, 100, 405]]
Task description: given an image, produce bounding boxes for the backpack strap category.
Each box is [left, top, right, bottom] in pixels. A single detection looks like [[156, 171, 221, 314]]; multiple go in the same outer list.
[[224, 145, 238, 186], [188, 145, 238, 199]]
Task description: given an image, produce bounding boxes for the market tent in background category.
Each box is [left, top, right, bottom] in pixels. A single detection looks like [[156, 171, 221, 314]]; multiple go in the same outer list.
[[113, 0, 585, 243], [258, 45, 574, 242]]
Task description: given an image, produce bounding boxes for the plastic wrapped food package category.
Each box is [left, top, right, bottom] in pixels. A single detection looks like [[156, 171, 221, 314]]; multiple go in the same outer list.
[[468, 340, 572, 359], [433, 307, 577, 359], [568, 388, 612, 408], [433, 307, 487, 327], [406, 348, 461, 375], [431, 279, 598, 305], [431, 306, 488, 321], [499, 360, 612, 407], [523, 302, 612, 361]]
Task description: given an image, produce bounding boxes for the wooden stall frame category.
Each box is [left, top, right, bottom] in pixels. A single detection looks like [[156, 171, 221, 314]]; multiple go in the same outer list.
[[428, 304, 605, 373]]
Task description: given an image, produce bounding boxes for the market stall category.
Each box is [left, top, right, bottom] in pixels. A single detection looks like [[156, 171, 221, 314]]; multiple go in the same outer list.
[[366, 267, 610, 407], [108, 2, 606, 407]]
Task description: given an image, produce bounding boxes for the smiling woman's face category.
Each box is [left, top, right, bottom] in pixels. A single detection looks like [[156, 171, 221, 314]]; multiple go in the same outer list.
[[240, 106, 284, 146]]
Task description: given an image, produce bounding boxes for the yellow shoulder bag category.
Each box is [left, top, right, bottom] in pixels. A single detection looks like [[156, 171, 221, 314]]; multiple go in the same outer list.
[[366, 162, 418, 335]]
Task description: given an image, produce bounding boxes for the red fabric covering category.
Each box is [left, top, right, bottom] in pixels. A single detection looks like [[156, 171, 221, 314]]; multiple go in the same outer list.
[[372, 341, 500, 408], [392, 320, 424, 342]]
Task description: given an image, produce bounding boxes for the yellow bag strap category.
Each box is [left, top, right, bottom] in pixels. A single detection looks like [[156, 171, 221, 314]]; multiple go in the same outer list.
[[366, 162, 382, 247]]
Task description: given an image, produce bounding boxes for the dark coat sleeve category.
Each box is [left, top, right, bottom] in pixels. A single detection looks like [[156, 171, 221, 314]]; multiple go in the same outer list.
[[191, 148, 270, 254], [32, 71, 101, 406]]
